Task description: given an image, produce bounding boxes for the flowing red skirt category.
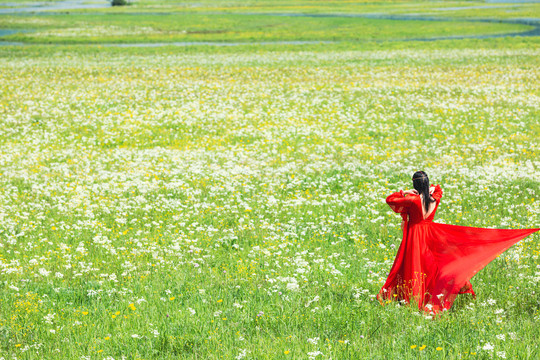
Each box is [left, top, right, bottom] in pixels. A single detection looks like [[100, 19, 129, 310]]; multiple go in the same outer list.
[[377, 222, 539, 314]]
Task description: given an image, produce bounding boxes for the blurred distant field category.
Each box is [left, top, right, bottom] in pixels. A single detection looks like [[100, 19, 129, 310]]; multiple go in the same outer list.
[[0, 1, 539, 359], [1, 0, 539, 44]]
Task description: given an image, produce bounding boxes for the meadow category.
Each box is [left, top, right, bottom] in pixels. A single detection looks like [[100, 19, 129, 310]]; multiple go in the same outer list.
[[1, 1, 540, 359]]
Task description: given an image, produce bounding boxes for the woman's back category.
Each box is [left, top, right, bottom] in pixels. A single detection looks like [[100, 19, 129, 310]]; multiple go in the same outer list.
[[408, 193, 439, 225], [386, 184, 443, 225]]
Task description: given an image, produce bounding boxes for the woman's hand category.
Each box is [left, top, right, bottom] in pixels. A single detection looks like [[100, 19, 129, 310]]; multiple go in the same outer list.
[[403, 189, 418, 196], [429, 186, 435, 195]]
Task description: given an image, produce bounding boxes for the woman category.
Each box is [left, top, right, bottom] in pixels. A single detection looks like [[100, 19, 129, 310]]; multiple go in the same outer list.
[[377, 171, 539, 314]]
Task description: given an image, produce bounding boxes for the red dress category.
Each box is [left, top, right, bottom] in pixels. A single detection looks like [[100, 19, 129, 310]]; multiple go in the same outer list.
[[377, 185, 539, 314]]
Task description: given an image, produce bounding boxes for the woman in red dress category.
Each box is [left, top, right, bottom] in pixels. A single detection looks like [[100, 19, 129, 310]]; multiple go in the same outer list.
[[377, 171, 539, 314]]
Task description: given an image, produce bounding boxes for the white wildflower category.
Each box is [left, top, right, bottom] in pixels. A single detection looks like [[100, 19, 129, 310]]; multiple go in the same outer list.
[[235, 349, 247, 359], [39, 268, 51, 277], [308, 351, 323, 359], [305, 295, 320, 307], [43, 313, 55, 324]]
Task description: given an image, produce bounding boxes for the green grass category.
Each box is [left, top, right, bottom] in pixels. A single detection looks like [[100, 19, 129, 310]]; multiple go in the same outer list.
[[0, 13, 532, 44], [0, 1, 540, 359], [1, 35, 539, 56], [1, 0, 539, 45]]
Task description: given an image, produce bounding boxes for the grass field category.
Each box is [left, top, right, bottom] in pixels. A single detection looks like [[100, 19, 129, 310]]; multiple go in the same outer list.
[[2, 13, 533, 44], [1, 1, 540, 359], [1, 0, 539, 44]]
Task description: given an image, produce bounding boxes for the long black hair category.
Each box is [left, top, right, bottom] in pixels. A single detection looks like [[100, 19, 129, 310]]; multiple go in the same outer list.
[[412, 171, 435, 213]]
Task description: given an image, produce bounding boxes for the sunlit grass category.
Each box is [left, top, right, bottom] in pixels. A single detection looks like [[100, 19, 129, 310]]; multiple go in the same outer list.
[[0, 1, 539, 359], [0, 12, 531, 44], [0, 43, 539, 358], [1, 0, 538, 45]]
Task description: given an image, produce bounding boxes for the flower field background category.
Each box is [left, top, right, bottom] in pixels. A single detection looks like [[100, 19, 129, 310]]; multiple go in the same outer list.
[[1, 1, 540, 359]]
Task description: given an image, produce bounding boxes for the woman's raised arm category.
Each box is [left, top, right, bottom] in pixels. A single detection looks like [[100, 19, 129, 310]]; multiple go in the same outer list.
[[386, 190, 414, 215], [430, 184, 443, 202]]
